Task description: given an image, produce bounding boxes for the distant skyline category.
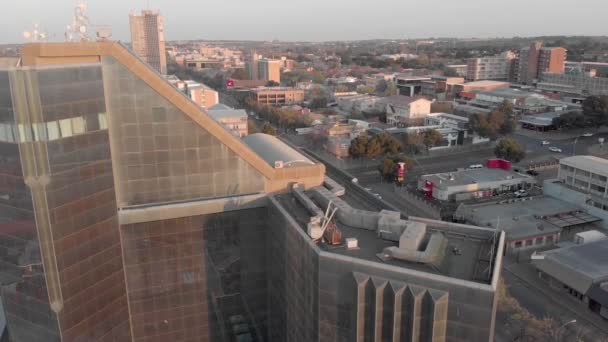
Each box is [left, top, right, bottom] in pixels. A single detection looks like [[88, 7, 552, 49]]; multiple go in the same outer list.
[[1, 0, 607, 44]]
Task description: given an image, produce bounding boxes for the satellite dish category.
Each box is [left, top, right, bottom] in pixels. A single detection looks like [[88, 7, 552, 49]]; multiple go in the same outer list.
[[23, 31, 32, 39], [39, 33, 47, 39]]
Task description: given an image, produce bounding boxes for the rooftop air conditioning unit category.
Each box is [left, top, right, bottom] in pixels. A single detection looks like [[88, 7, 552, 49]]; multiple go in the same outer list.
[[274, 161, 284, 169]]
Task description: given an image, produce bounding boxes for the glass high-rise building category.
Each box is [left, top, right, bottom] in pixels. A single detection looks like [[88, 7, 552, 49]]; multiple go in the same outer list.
[[0, 42, 503, 342]]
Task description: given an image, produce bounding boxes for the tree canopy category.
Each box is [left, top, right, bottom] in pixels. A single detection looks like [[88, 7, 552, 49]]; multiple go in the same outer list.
[[494, 138, 526, 162], [261, 122, 277, 136], [349, 133, 402, 158], [470, 100, 515, 140]]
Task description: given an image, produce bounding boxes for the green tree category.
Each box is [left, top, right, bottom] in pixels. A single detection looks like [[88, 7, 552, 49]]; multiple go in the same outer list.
[[309, 97, 328, 109], [494, 138, 526, 162], [423, 129, 445, 148], [365, 137, 384, 158], [231, 68, 248, 80], [261, 122, 277, 136], [384, 83, 398, 96], [357, 85, 376, 95], [582, 95, 608, 126], [266, 80, 280, 87], [335, 85, 351, 93]]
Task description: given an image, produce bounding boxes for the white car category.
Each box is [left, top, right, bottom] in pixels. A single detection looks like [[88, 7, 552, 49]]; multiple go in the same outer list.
[[548, 147, 562, 153], [468, 164, 484, 169], [514, 190, 529, 198], [582, 133, 594, 137], [541, 140, 550, 145]]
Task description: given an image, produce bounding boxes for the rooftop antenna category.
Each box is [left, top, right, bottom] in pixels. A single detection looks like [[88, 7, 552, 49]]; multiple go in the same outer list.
[[66, 0, 91, 42], [23, 24, 48, 42]]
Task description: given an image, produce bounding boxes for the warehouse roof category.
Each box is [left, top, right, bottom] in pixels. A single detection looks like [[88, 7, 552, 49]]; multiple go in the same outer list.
[[533, 239, 608, 294], [421, 167, 532, 188]]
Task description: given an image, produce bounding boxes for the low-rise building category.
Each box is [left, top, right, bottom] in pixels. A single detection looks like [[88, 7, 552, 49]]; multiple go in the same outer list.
[[418, 166, 535, 201], [454, 196, 601, 255], [471, 88, 570, 114], [446, 64, 468, 77], [207, 104, 248, 137], [452, 80, 510, 99], [384, 95, 432, 126], [532, 239, 608, 319], [539, 72, 608, 97], [421, 76, 465, 99], [248, 87, 305, 106], [544, 156, 608, 229], [394, 75, 432, 96], [336, 94, 384, 113], [184, 81, 219, 109]]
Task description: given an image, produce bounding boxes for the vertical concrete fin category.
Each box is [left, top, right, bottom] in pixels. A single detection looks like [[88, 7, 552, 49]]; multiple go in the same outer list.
[[353, 272, 371, 342], [403, 285, 425, 342], [371, 277, 388, 342], [426, 290, 449, 342], [388, 280, 406, 342]]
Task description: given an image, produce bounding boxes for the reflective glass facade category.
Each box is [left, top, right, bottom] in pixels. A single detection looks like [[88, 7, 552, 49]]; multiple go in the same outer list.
[[101, 56, 264, 207], [121, 208, 269, 342], [1, 64, 131, 342]]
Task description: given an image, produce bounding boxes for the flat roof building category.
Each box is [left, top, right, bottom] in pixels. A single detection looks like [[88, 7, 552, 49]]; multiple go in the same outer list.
[[419, 167, 535, 201], [207, 104, 248, 137], [454, 196, 600, 255], [533, 239, 608, 319], [248, 87, 305, 106]]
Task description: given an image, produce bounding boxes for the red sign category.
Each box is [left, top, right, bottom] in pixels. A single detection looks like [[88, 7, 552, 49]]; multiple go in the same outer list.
[[226, 79, 235, 88], [397, 162, 406, 178]]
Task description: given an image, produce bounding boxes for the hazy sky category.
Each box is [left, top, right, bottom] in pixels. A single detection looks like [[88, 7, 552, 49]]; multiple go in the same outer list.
[[1, 0, 607, 43]]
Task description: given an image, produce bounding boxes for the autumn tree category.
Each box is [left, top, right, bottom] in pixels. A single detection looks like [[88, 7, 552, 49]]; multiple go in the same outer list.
[[494, 138, 526, 162], [261, 122, 277, 136], [422, 129, 445, 148]]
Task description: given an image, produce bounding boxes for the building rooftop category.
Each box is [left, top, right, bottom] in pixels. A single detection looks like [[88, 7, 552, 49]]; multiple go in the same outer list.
[[207, 108, 248, 120], [242, 134, 314, 168], [476, 87, 536, 99], [455, 196, 600, 240], [457, 80, 510, 87], [518, 112, 561, 127], [250, 87, 302, 93], [426, 112, 469, 122], [534, 239, 608, 294], [560, 155, 608, 177], [276, 191, 500, 284], [422, 168, 532, 189]]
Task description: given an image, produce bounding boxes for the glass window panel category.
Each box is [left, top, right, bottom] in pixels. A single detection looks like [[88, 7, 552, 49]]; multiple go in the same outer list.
[[47, 121, 60, 140], [59, 119, 72, 137], [71, 117, 85, 135], [17, 124, 32, 142], [98, 112, 108, 130], [32, 123, 47, 141]]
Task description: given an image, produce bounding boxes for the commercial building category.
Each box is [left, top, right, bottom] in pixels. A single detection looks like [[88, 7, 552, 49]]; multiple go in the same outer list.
[[454, 196, 601, 255], [544, 156, 608, 229], [384, 95, 432, 126], [183, 81, 219, 109], [207, 104, 248, 137], [248, 87, 305, 105], [466, 51, 517, 81], [532, 239, 608, 319], [452, 80, 510, 99], [445, 64, 468, 77], [0, 41, 505, 342], [129, 10, 167, 74], [538, 72, 608, 96], [421, 76, 465, 99], [247, 53, 281, 84], [418, 166, 535, 201], [517, 42, 566, 84], [470, 88, 570, 114], [336, 94, 384, 114], [394, 75, 432, 97]]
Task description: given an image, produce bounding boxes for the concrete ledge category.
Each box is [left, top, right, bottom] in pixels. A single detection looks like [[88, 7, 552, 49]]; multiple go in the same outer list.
[[118, 193, 268, 224]]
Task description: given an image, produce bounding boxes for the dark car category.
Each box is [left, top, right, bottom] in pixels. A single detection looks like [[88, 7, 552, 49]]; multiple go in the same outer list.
[[526, 170, 539, 176]]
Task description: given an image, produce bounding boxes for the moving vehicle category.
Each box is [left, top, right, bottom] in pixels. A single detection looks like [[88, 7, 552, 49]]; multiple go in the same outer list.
[[526, 170, 539, 176], [468, 164, 484, 169], [541, 140, 550, 145], [548, 147, 562, 153], [514, 190, 529, 198], [582, 133, 594, 137]]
